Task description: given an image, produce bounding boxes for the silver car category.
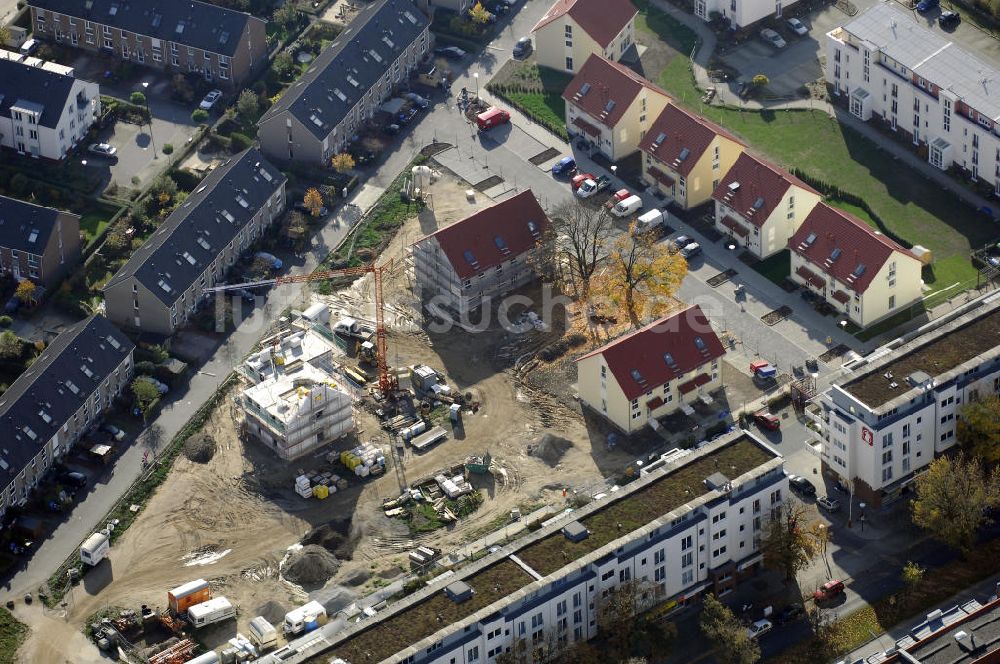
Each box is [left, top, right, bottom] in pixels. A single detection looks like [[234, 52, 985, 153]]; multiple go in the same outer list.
[[760, 28, 787, 48]]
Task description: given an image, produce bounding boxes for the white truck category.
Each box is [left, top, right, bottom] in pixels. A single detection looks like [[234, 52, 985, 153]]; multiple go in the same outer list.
[[80, 532, 110, 566], [283, 601, 327, 636], [188, 597, 236, 628]]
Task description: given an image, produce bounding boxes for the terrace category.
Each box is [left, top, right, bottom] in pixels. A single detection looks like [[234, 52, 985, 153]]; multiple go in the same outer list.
[[843, 306, 1000, 409], [517, 436, 775, 577]]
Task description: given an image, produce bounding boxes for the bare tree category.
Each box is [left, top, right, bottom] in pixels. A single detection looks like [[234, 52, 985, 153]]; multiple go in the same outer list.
[[548, 201, 615, 297]]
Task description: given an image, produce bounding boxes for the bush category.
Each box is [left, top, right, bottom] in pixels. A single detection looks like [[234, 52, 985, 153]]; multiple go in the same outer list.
[[161, 143, 174, 155], [135, 360, 157, 374], [230, 132, 253, 152], [169, 168, 202, 192], [191, 109, 209, 124], [0, 316, 10, 328]]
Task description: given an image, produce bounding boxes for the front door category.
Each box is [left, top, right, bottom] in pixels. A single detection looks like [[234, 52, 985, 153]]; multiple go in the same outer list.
[[775, 0, 782, 17]]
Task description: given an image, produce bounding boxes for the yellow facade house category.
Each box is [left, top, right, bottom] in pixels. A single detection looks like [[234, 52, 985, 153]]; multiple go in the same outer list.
[[640, 104, 746, 209], [563, 55, 672, 161], [531, 0, 637, 73], [576, 305, 727, 434]]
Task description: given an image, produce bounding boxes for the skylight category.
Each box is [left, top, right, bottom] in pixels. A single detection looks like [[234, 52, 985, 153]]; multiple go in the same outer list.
[[27, 229, 38, 243], [829, 248, 842, 261], [182, 251, 196, 265], [463, 250, 478, 266], [369, 49, 383, 63], [752, 197, 764, 210], [678, 148, 691, 161], [852, 264, 866, 277], [108, 2, 119, 15], [404, 10, 417, 23], [197, 237, 211, 251], [22, 426, 36, 441], [804, 232, 817, 246], [175, 21, 185, 34], [158, 279, 172, 293], [654, 132, 666, 145], [65, 380, 79, 395], [663, 353, 677, 367], [219, 31, 230, 45], [80, 364, 94, 378], [221, 209, 235, 223], [579, 83, 591, 96], [236, 194, 250, 209], [527, 220, 540, 235], [107, 335, 121, 350], [151, 12, 162, 27], [630, 369, 646, 383], [694, 336, 706, 351], [604, 100, 616, 113], [494, 236, 509, 253]]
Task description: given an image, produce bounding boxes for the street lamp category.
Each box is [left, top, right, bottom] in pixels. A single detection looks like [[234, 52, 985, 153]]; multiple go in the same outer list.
[[859, 502, 867, 533], [141, 81, 157, 159], [473, 72, 479, 102], [611, 164, 618, 179]]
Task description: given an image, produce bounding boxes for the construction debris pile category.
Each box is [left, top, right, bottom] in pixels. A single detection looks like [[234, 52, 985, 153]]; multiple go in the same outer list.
[[382, 462, 485, 532], [283, 544, 341, 587], [528, 433, 573, 468]]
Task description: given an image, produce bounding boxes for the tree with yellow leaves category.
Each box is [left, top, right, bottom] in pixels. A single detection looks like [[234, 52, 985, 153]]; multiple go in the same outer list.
[[302, 188, 324, 217], [590, 223, 687, 326], [331, 152, 356, 174], [14, 280, 36, 307], [469, 1, 491, 24]]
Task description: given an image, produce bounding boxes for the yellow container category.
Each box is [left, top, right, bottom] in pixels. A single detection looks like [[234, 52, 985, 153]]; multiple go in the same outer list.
[[340, 451, 351, 465], [313, 485, 329, 500]]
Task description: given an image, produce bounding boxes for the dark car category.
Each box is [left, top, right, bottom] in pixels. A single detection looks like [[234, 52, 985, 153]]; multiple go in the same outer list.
[[551, 156, 577, 176], [397, 107, 419, 125], [384, 122, 401, 135], [916, 0, 938, 12], [350, 148, 376, 166], [512, 37, 532, 58], [3, 296, 20, 314], [938, 10, 960, 27], [434, 46, 466, 60], [59, 471, 88, 490], [788, 474, 817, 497], [776, 605, 805, 625]]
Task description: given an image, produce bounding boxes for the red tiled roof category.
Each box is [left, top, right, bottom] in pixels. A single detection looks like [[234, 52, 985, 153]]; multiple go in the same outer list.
[[678, 373, 711, 395], [562, 55, 670, 129], [712, 152, 819, 228], [719, 215, 750, 238], [639, 103, 745, 177], [788, 203, 916, 294], [572, 116, 601, 137], [795, 265, 826, 289], [532, 0, 638, 47], [647, 166, 675, 187], [831, 290, 851, 304], [575, 305, 726, 401], [416, 191, 549, 280]]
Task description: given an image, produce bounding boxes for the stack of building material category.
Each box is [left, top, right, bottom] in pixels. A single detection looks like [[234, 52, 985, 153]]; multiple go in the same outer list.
[[295, 475, 313, 499], [435, 473, 473, 499], [399, 420, 427, 441], [340, 443, 386, 478]]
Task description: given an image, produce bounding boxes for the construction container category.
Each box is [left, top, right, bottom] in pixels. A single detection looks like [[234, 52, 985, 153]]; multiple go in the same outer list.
[[80, 532, 110, 567], [399, 420, 427, 441], [188, 597, 236, 628], [184, 652, 220, 664], [283, 600, 327, 636], [312, 485, 329, 500], [168, 579, 211, 615], [249, 616, 278, 650]]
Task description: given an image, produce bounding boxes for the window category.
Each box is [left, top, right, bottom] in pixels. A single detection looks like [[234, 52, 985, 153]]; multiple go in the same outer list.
[[882, 450, 893, 465], [681, 552, 693, 567], [682, 570, 694, 585], [882, 466, 893, 483], [681, 535, 692, 551], [565, 57, 573, 70]]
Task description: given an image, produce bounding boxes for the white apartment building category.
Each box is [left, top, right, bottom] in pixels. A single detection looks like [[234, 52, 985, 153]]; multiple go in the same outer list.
[[239, 328, 339, 385], [0, 49, 99, 160], [807, 296, 1000, 507], [693, 0, 800, 30], [295, 432, 785, 664], [827, 2, 1000, 191], [241, 364, 355, 460]]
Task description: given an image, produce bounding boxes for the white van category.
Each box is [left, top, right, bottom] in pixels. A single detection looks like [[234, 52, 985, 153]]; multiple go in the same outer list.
[[635, 208, 664, 234], [612, 195, 643, 218]]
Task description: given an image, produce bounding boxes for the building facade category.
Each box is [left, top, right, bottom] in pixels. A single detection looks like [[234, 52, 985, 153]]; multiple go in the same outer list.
[[281, 432, 785, 664], [788, 203, 923, 328], [27, 0, 267, 89], [258, 0, 430, 165], [693, 0, 800, 30], [0, 195, 82, 287], [0, 315, 133, 519], [0, 50, 99, 160], [712, 153, 822, 259], [410, 191, 550, 318], [563, 55, 672, 161], [575, 305, 726, 434], [827, 2, 1000, 192], [103, 148, 286, 337], [531, 0, 637, 73], [807, 297, 1000, 507], [640, 104, 745, 209]]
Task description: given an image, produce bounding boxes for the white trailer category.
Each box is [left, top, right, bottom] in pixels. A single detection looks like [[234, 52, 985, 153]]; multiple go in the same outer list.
[[188, 597, 236, 628], [184, 653, 220, 664], [283, 600, 327, 635], [249, 616, 278, 650], [80, 532, 109, 566]]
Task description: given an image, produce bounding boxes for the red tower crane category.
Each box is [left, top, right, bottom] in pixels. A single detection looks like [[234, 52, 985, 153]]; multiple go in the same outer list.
[[207, 263, 398, 394]]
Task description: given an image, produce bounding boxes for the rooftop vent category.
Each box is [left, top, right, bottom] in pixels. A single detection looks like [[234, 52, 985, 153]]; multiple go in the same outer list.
[[445, 581, 473, 604], [704, 472, 730, 491], [906, 371, 932, 387], [727, 181, 740, 193], [562, 520, 589, 543]]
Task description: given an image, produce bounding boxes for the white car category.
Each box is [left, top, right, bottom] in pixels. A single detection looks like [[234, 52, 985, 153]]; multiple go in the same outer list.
[[747, 619, 773, 639], [786, 17, 808, 35], [818, 496, 841, 512], [88, 143, 117, 157], [199, 89, 223, 110], [760, 28, 787, 48]]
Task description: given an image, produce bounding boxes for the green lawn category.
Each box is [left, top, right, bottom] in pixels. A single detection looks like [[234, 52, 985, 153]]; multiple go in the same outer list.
[[487, 63, 573, 140], [636, 4, 994, 291], [80, 213, 111, 245], [0, 607, 27, 664], [750, 249, 791, 285]]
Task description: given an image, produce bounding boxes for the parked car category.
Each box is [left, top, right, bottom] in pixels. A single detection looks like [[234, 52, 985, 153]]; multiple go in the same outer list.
[[293, 201, 329, 217], [680, 242, 702, 258], [938, 10, 960, 27], [397, 107, 419, 125], [576, 175, 612, 199], [786, 17, 808, 35], [19, 38, 39, 56], [672, 234, 692, 251], [199, 89, 223, 110], [551, 156, 577, 176], [611, 195, 643, 218], [434, 46, 466, 60], [605, 188, 633, 208], [254, 251, 283, 270], [776, 604, 805, 625], [814, 579, 846, 602], [787, 474, 817, 497], [59, 471, 88, 490], [571, 173, 596, 190], [404, 92, 429, 109], [512, 37, 532, 58], [817, 496, 841, 512], [747, 619, 772, 639], [476, 107, 511, 131], [101, 423, 126, 441], [349, 148, 376, 166], [383, 122, 401, 135], [88, 143, 117, 157], [916, 0, 939, 12], [753, 411, 781, 431], [760, 28, 787, 48]]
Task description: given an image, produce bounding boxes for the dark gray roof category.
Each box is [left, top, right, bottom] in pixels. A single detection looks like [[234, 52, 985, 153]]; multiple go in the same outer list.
[[259, 0, 429, 140], [0, 58, 83, 129], [0, 315, 134, 488], [0, 195, 78, 254], [104, 148, 285, 306], [27, 0, 262, 57]]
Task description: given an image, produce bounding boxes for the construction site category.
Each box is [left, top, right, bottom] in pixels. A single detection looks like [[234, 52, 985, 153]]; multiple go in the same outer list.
[[30, 167, 778, 664]]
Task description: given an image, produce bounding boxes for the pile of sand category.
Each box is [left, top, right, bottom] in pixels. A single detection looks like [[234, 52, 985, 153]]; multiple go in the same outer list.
[[255, 600, 287, 624], [301, 517, 358, 560], [284, 545, 340, 587], [183, 433, 216, 464], [529, 434, 573, 467]]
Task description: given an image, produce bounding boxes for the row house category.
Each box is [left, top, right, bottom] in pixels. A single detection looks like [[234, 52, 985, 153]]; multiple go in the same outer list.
[[693, 0, 801, 30], [807, 298, 1000, 506], [827, 2, 1000, 192], [0, 315, 133, 519], [28, 0, 267, 89], [305, 433, 785, 664], [639, 103, 746, 210], [531, 0, 637, 74], [788, 203, 923, 328], [0, 195, 82, 287], [410, 191, 550, 318], [0, 49, 99, 159], [562, 54, 672, 161], [575, 305, 726, 434], [103, 148, 286, 337], [711, 152, 821, 259], [257, 0, 430, 165]]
